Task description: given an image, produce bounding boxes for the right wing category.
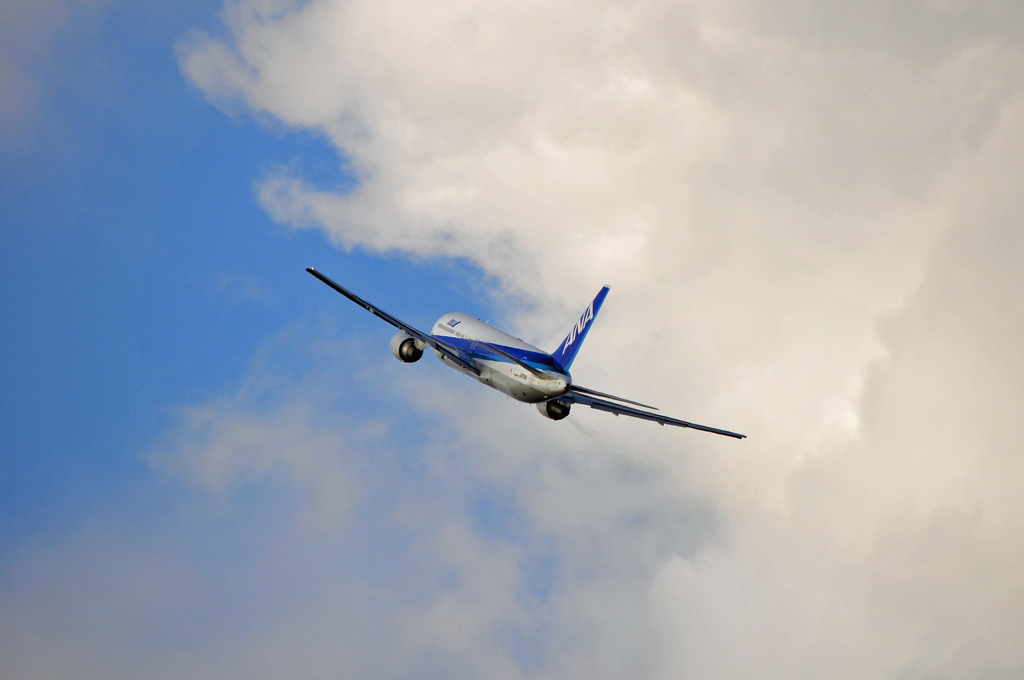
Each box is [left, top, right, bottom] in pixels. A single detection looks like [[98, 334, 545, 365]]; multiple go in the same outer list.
[[306, 267, 480, 375], [561, 387, 746, 439]]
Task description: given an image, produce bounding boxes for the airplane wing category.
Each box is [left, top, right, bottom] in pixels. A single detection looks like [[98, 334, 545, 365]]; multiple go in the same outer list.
[[560, 388, 746, 439], [306, 267, 480, 375]]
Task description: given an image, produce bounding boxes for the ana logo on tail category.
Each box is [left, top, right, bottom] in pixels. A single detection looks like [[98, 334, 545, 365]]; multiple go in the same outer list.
[[564, 302, 594, 350], [552, 286, 610, 370]]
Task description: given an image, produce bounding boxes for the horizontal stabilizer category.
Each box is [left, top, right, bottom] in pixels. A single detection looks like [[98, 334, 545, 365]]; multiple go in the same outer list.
[[567, 384, 658, 410], [558, 391, 746, 439]]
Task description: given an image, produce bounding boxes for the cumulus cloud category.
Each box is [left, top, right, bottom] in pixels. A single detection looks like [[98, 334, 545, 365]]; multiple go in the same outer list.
[[6, 0, 1012, 677], [177, 0, 1022, 675], [176, 0, 1024, 455]]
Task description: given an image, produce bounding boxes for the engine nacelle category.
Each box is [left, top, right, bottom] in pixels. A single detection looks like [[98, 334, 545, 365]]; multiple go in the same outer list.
[[536, 399, 571, 421], [390, 332, 426, 363]]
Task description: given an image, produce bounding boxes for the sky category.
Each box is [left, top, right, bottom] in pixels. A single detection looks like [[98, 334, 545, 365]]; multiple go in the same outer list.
[[1, 0, 1022, 678]]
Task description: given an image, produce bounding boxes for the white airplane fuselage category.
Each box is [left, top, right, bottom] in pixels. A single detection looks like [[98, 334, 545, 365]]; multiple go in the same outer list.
[[430, 313, 570, 403]]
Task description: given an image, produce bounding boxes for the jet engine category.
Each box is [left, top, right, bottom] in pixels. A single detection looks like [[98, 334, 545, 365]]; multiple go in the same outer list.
[[390, 332, 426, 363], [536, 399, 571, 421]]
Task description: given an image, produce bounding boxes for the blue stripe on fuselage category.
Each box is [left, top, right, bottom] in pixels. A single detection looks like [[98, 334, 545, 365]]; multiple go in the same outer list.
[[431, 336, 569, 375]]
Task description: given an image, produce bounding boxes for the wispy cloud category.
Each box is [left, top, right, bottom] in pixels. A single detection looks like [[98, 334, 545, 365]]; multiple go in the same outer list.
[[3, 319, 723, 678], [0, 0, 109, 147]]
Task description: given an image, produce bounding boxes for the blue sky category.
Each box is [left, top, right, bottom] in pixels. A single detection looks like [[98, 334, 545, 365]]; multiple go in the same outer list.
[[2, 0, 1023, 677], [0, 29, 565, 679], [0, 0, 490, 552], [2, 6, 579, 675]]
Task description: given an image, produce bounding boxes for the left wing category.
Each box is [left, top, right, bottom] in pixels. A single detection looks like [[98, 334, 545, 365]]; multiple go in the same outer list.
[[306, 267, 480, 375], [560, 388, 746, 439]]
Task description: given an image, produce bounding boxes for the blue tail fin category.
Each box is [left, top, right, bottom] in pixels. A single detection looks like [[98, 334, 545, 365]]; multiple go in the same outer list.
[[551, 286, 610, 370]]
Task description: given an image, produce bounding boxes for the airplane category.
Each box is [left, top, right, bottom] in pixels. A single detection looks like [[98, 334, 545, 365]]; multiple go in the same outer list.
[[306, 267, 745, 439]]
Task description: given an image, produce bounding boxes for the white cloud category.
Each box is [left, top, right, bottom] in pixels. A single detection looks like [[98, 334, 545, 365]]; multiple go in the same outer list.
[[178, 0, 1007, 456], [9, 0, 1016, 677], [1, 323, 723, 679]]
